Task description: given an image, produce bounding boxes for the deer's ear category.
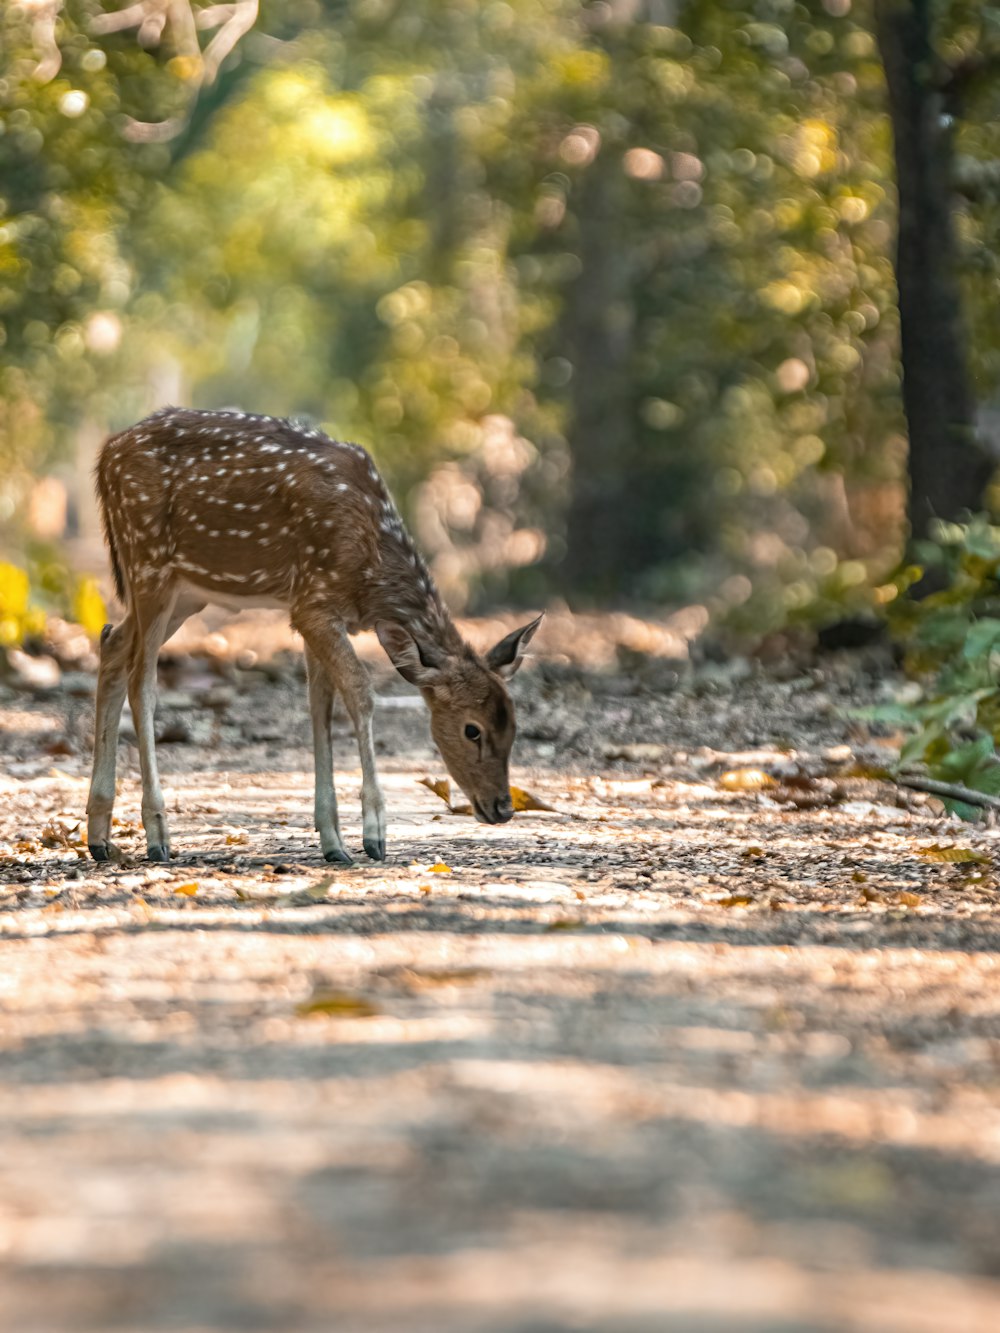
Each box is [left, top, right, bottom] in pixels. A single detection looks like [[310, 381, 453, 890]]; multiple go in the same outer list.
[[376, 621, 447, 687], [485, 613, 543, 680]]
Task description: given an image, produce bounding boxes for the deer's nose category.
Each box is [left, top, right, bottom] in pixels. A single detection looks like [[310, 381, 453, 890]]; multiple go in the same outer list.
[[493, 795, 514, 823]]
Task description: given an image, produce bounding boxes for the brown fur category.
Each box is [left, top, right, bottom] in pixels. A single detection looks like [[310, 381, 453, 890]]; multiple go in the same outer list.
[[88, 406, 541, 860]]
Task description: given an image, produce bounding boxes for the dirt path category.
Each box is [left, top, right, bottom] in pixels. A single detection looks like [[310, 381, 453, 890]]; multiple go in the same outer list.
[[4, 638, 1000, 1332]]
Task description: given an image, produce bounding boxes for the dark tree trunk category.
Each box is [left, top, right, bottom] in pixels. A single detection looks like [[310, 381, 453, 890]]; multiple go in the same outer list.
[[874, 0, 993, 543], [562, 147, 636, 598]]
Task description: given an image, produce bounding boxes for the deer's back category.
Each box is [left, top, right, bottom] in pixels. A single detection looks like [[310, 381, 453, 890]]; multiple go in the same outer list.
[[97, 408, 388, 606]]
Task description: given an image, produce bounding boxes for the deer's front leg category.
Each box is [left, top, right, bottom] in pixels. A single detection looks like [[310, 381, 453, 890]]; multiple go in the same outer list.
[[350, 681, 387, 862], [302, 624, 387, 862], [305, 644, 354, 866]]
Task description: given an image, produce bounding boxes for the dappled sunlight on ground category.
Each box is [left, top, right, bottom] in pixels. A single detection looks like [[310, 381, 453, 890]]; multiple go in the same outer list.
[[4, 638, 1000, 1329]]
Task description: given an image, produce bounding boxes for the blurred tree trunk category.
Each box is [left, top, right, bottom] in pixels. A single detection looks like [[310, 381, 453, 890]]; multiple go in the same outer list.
[[874, 0, 993, 544], [563, 147, 636, 598]]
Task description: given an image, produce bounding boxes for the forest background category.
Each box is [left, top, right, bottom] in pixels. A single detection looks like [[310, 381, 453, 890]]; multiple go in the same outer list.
[[2, 0, 1000, 644]]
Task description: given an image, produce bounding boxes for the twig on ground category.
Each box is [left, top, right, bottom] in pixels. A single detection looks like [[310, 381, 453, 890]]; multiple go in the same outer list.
[[896, 773, 1000, 812]]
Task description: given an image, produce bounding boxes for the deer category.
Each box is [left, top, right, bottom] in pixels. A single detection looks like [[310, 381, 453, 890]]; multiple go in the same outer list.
[[86, 406, 542, 865]]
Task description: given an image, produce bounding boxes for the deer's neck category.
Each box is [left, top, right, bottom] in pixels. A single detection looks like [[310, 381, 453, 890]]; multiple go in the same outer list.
[[358, 530, 465, 656]]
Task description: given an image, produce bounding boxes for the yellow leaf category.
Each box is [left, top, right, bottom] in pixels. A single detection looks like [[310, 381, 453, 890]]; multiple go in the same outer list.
[[173, 882, 199, 896], [41, 901, 64, 915], [419, 776, 452, 805], [428, 862, 452, 874], [916, 844, 990, 865], [510, 785, 558, 814], [418, 776, 473, 816], [717, 894, 754, 907], [897, 891, 922, 907], [0, 562, 29, 618], [296, 989, 379, 1018], [719, 768, 776, 792], [225, 831, 249, 845], [73, 576, 107, 640]]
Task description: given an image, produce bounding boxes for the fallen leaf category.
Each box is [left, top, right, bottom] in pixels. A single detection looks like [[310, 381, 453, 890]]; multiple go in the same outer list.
[[173, 882, 199, 896], [897, 891, 922, 907], [719, 768, 777, 792], [224, 831, 249, 846], [419, 776, 473, 816], [916, 844, 990, 865], [510, 785, 558, 814], [40, 820, 78, 849], [717, 894, 754, 907], [296, 989, 379, 1018], [382, 966, 491, 990], [428, 862, 452, 874], [545, 918, 583, 931]]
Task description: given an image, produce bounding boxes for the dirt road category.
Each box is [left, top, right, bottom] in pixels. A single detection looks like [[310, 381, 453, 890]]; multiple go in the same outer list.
[[3, 638, 1000, 1331]]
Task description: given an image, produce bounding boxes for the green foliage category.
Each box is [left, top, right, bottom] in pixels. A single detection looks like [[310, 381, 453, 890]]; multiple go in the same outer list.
[[876, 518, 1000, 818], [2, 1, 1000, 614]]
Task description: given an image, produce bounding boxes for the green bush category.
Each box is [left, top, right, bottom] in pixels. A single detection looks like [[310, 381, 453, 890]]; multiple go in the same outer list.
[[875, 517, 1000, 819]]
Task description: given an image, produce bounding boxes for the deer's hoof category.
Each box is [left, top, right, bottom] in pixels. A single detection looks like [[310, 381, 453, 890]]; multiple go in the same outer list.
[[363, 836, 386, 862], [89, 842, 110, 862], [147, 844, 171, 863], [324, 847, 355, 867]]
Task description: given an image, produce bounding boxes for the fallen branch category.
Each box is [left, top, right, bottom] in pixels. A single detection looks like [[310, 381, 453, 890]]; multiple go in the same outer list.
[[896, 773, 1000, 812], [25, 0, 64, 83], [30, 0, 259, 142]]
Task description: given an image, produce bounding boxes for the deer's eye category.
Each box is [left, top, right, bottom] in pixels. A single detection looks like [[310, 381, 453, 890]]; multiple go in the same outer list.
[[464, 723, 481, 742]]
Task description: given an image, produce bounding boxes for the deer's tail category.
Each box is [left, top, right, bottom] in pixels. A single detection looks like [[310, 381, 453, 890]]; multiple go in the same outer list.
[[95, 447, 127, 606]]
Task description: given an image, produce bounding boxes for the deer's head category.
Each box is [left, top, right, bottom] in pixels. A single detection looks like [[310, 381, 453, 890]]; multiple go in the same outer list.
[[377, 615, 542, 823]]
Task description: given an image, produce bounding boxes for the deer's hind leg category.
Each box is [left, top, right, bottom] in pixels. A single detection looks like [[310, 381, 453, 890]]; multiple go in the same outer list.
[[87, 615, 135, 860], [127, 584, 185, 861]]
